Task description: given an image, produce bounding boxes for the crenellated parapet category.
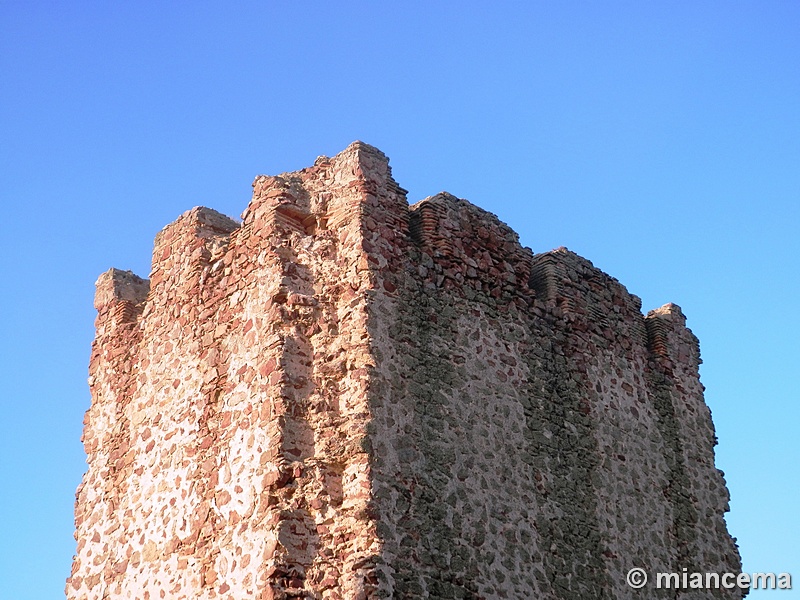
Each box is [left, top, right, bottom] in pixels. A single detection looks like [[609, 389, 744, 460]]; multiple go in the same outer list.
[[149, 206, 239, 295], [645, 302, 702, 371], [529, 247, 648, 349], [93, 268, 150, 332], [408, 192, 533, 305]]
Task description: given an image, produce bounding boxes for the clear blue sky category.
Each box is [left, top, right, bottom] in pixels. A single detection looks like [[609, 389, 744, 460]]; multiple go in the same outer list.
[[1, 2, 797, 598]]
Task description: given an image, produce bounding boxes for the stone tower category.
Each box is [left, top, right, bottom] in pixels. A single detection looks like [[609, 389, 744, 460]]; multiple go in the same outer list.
[[67, 142, 742, 599]]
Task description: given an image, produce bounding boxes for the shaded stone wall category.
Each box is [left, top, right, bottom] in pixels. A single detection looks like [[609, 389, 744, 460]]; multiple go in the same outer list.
[[68, 142, 742, 599]]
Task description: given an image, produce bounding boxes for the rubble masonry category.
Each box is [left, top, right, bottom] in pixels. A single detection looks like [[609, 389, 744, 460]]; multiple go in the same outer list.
[[68, 142, 742, 599]]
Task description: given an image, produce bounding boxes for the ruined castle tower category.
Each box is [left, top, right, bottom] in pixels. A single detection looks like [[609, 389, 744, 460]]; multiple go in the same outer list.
[[68, 142, 742, 599]]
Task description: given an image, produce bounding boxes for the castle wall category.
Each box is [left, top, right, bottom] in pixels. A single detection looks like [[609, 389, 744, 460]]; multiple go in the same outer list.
[[366, 194, 741, 597], [68, 142, 741, 599]]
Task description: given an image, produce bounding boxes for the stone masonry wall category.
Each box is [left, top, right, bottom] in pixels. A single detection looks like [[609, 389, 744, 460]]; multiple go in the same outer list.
[[68, 142, 742, 599]]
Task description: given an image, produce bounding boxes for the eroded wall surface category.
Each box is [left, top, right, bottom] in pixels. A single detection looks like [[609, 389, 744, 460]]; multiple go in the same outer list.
[[68, 142, 742, 599]]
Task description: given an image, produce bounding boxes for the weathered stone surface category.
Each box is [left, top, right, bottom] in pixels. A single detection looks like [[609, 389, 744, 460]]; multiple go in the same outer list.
[[68, 142, 742, 599]]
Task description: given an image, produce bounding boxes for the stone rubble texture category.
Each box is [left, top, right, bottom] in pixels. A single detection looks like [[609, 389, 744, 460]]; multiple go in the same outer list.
[[68, 142, 743, 599]]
